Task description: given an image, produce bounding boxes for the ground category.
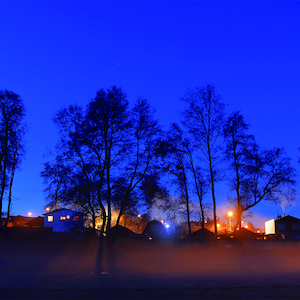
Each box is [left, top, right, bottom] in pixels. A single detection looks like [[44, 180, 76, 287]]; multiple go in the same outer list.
[[1, 230, 300, 299]]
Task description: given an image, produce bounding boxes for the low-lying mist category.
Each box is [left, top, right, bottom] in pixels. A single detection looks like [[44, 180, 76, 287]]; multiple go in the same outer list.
[[102, 240, 300, 278]]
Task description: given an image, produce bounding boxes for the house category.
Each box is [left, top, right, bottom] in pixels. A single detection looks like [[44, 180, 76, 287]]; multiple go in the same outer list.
[[265, 215, 300, 240], [189, 227, 215, 241], [26, 216, 44, 228], [44, 208, 84, 233], [143, 220, 169, 240], [110, 224, 136, 238], [7, 215, 33, 227], [231, 227, 258, 240]]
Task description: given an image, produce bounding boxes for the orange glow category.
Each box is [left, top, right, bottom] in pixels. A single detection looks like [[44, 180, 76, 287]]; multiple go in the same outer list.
[[217, 223, 220, 228], [137, 214, 141, 218], [28, 212, 32, 216], [245, 225, 248, 229], [46, 207, 50, 211], [227, 211, 233, 217]]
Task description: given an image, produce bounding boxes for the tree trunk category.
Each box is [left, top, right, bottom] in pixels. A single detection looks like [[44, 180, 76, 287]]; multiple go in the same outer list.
[[208, 153, 218, 238], [183, 169, 192, 235], [5, 159, 16, 227]]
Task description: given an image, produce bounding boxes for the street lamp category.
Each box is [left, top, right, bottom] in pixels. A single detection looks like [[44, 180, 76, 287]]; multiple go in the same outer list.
[[228, 211, 233, 233]]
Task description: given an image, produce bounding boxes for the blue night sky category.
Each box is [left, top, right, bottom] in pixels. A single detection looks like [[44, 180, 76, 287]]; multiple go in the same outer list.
[[1, 1, 300, 228]]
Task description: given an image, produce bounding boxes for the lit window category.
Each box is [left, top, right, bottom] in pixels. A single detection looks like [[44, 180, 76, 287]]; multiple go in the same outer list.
[[60, 216, 66, 221], [47, 216, 53, 222], [66, 215, 70, 220]]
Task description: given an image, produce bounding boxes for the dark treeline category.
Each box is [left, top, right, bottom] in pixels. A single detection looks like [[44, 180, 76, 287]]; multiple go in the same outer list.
[[0, 85, 295, 238], [40, 84, 296, 238]]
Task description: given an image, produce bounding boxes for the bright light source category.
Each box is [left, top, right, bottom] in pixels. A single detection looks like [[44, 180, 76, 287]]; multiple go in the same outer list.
[[165, 224, 170, 228], [161, 220, 164, 224], [46, 207, 50, 211], [137, 214, 141, 218], [245, 225, 248, 229], [257, 230, 260, 233], [217, 223, 220, 228], [228, 211, 233, 217], [28, 212, 32, 216]]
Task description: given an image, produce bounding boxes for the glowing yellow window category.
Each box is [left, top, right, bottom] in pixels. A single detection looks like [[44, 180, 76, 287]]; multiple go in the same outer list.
[[66, 215, 70, 219], [47, 216, 53, 222], [60, 216, 66, 221]]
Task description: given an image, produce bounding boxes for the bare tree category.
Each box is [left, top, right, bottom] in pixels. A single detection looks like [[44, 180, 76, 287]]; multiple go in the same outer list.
[[224, 112, 296, 230], [151, 195, 186, 225], [182, 84, 225, 237], [42, 87, 162, 238], [42, 105, 100, 232], [0, 90, 26, 226], [242, 146, 296, 214], [223, 111, 255, 229], [86, 86, 131, 235], [162, 124, 195, 235], [114, 98, 161, 226], [169, 123, 210, 228]]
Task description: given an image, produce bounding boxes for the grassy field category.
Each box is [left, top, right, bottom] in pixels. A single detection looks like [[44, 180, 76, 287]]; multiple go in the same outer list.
[[1, 230, 300, 299]]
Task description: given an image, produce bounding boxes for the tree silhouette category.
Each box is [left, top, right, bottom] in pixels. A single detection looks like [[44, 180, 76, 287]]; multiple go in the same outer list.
[[0, 90, 26, 226], [182, 84, 225, 237]]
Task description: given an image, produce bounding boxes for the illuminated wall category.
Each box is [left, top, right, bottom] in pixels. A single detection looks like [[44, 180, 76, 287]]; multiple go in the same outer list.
[[265, 219, 275, 235]]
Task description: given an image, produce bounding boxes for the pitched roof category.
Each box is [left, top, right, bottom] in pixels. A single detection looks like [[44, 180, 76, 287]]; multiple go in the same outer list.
[[110, 225, 136, 238], [231, 227, 258, 239], [276, 215, 300, 223], [26, 216, 44, 227], [190, 227, 215, 240], [10, 215, 33, 223], [143, 220, 169, 239], [43, 208, 84, 215]]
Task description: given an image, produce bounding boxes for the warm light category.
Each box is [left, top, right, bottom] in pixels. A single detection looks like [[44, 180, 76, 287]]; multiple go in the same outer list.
[[217, 223, 220, 228], [137, 214, 141, 218], [46, 207, 50, 211], [228, 211, 233, 233], [256, 230, 260, 233], [241, 220, 244, 224], [245, 225, 248, 229], [165, 224, 170, 228], [28, 212, 32, 216], [161, 220, 164, 224], [204, 220, 207, 223]]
